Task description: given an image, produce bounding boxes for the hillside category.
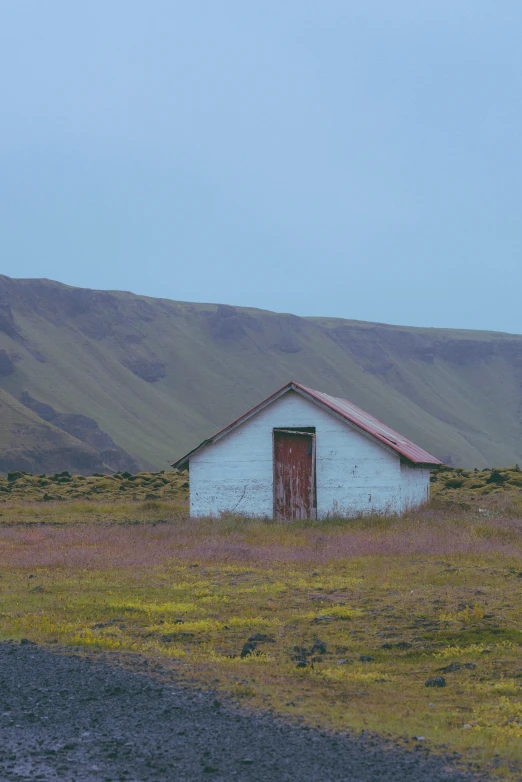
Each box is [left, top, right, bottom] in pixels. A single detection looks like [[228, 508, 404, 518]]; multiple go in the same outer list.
[[0, 274, 521, 472]]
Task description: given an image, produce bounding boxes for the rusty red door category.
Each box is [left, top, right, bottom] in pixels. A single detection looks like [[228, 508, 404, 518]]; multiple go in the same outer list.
[[273, 430, 315, 520]]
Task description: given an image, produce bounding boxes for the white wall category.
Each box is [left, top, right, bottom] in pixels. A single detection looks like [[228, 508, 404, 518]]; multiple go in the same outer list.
[[400, 462, 431, 509], [189, 391, 430, 518]]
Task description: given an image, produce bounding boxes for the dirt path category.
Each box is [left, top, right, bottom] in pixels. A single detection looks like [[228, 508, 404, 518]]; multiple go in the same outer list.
[[0, 642, 481, 781]]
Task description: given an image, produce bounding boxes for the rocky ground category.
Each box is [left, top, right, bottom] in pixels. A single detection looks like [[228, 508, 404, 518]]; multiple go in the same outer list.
[[0, 642, 483, 782]]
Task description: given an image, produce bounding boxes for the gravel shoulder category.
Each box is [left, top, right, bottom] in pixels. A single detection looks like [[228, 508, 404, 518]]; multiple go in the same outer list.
[[0, 641, 482, 781]]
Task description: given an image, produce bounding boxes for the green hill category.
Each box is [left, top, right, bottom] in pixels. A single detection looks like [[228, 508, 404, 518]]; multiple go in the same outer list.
[[0, 274, 521, 472]]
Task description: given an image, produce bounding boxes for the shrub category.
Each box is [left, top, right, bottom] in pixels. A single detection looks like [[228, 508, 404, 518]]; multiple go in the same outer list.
[[486, 471, 508, 485], [444, 478, 464, 489]]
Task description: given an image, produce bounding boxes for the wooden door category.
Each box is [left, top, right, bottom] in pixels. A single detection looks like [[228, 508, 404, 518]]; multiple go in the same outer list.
[[273, 430, 315, 520]]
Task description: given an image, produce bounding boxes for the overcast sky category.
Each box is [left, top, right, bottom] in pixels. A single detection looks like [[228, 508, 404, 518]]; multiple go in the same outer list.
[[1, 1, 521, 332]]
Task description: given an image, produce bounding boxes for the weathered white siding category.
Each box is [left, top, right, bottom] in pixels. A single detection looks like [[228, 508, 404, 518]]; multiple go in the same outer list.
[[400, 462, 431, 510], [189, 391, 431, 518]]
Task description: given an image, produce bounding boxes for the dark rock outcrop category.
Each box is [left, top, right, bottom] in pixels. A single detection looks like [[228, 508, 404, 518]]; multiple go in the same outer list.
[[0, 445, 107, 476], [19, 392, 139, 473], [122, 356, 166, 383], [0, 350, 16, 376], [208, 305, 248, 340]]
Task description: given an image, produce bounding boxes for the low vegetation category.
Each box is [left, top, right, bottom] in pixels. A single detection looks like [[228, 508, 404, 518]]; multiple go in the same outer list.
[[2, 463, 521, 508], [0, 470, 188, 504], [431, 464, 522, 501], [0, 471, 521, 778]]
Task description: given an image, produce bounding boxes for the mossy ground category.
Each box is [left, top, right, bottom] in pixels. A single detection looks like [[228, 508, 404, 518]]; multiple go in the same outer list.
[[431, 464, 522, 504], [0, 472, 521, 779], [0, 470, 188, 505], [2, 463, 521, 508]]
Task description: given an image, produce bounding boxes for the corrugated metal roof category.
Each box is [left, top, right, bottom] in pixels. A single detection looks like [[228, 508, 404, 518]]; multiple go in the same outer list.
[[172, 381, 443, 469], [294, 382, 442, 465]]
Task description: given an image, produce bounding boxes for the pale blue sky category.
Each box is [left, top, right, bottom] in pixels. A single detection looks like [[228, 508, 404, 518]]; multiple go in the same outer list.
[[1, 1, 521, 332]]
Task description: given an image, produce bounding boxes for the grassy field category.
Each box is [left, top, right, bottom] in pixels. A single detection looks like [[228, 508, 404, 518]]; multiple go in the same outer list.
[[0, 472, 521, 779]]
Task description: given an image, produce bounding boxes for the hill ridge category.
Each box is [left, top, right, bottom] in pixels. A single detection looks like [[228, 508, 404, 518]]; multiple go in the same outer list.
[[0, 274, 521, 472]]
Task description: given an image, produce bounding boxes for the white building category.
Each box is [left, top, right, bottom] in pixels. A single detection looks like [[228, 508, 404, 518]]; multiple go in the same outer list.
[[172, 381, 442, 519]]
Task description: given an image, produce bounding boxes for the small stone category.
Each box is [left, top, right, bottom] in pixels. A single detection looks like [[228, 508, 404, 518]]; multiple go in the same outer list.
[[310, 640, 327, 655], [381, 643, 393, 649], [396, 641, 412, 649], [337, 658, 350, 665], [20, 638, 35, 646], [240, 641, 257, 658], [463, 724, 472, 730], [359, 655, 374, 662], [425, 677, 446, 687]]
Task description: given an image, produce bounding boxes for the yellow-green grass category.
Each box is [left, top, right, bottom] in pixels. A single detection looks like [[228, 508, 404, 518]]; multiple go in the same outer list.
[[0, 501, 521, 779], [0, 499, 189, 526]]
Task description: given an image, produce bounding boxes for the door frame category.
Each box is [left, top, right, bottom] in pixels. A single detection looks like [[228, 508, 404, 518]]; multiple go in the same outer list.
[[272, 427, 317, 520]]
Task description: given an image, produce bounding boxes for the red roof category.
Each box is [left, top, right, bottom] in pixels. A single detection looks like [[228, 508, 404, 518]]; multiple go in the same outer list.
[[172, 381, 443, 469]]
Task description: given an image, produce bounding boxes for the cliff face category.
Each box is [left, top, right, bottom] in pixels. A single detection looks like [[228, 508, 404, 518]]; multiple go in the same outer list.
[[0, 274, 521, 472], [19, 392, 140, 474], [0, 389, 137, 475]]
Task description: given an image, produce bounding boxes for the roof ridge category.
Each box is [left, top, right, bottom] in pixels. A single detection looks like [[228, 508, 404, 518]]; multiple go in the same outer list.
[[172, 381, 442, 469]]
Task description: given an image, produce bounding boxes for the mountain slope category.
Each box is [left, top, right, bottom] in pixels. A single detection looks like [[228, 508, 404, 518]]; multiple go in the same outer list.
[[0, 274, 521, 472], [0, 388, 134, 474]]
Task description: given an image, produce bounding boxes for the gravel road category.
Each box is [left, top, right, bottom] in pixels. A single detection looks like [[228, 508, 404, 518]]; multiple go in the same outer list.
[[0, 641, 481, 781]]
